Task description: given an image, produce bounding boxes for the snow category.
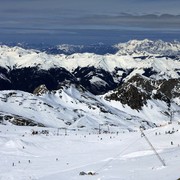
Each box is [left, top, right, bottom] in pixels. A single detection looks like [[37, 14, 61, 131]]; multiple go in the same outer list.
[[90, 76, 108, 86], [0, 73, 10, 82], [0, 77, 180, 131], [1, 84, 178, 132], [115, 39, 180, 56], [0, 39, 180, 179], [0, 122, 180, 180], [174, 98, 180, 106], [0, 40, 180, 81]]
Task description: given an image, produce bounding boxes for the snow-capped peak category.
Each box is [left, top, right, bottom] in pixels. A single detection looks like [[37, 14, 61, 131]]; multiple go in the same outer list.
[[115, 39, 180, 56]]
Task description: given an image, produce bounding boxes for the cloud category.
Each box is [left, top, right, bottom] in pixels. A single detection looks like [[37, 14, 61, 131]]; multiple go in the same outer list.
[[60, 14, 180, 30], [0, 0, 180, 16], [0, 0, 179, 44]]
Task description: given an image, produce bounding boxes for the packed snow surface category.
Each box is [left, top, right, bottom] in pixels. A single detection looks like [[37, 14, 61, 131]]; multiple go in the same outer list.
[[0, 122, 180, 180]]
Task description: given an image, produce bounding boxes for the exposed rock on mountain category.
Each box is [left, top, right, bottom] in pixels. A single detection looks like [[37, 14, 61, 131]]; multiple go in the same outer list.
[[0, 81, 163, 131], [33, 84, 49, 96], [73, 66, 116, 95], [0, 40, 180, 92], [106, 74, 180, 110], [0, 39, 179, 130]]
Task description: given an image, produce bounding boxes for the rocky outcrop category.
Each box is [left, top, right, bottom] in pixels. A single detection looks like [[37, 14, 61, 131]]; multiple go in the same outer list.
[[0, 66, 117, 95], [33, 84, 49, 96], [106, 74, 180, 110], [73, 66, 117, 95]]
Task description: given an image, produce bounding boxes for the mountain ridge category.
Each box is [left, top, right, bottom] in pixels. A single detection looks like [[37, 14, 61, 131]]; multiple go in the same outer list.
[[0, 39, 179, 130], [0, 39, 179, 94]]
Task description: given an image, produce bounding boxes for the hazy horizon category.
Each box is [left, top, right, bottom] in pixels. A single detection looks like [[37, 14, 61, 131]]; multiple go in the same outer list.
[[0, 0, 180, 45]]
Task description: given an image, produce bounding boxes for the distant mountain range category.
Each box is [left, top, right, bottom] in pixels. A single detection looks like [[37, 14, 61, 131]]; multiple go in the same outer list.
[[0, 39, 179, 130], [3, 39, 180, 55]]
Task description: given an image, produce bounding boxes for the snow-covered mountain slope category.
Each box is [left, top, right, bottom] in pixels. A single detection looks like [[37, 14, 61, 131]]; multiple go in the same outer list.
[[0, 39, 179, 130], [0, 84, 149, 131], [0, 41, 179, 78], [105, 74, 180, 109], [0, 39, 180, 95], [0, 40, 180, 180], [0, 82, 179, 131], [115, 39, 180, 56]]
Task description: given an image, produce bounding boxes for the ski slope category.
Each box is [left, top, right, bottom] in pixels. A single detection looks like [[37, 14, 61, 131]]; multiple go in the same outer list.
[[0, 39, 180, 179], [0, 122, 180, 180]]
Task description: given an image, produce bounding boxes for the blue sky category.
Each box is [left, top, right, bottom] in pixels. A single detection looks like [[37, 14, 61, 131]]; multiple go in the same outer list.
[[0, 0, 180, 45]]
